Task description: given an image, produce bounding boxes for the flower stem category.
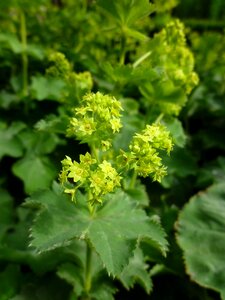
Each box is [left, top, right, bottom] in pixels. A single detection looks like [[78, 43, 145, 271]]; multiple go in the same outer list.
[[119, 30, 126, 65], [91, 144, 99, 163], [133, 51, 152, 69], [130, 169, 138, 189], [155, 113, 164, 124], [20, 10, 28, 98]]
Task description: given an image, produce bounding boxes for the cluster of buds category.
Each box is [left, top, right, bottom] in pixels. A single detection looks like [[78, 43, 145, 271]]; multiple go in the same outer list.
[[67, 92, 123, 150], [59, 153, 121, 205], [60, 90, 173, 204], [47, 52, 93, 100], [145, 20, 199, 116], [119, 123, 173, 182], [47, 52, 71, 78], [161, 19, 199, 95]]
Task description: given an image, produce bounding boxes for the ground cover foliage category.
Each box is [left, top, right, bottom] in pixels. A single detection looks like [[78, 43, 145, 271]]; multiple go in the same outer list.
[[0, 0, 225, 299]]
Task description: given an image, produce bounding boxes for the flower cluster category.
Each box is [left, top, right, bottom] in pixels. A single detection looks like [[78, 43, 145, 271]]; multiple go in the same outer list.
[[67, 71, 93, 94], [67, 92, 123, 150], [161, 19, 199, 94], [47, 52, 93, 101], [59, 153, 121, 204], [141, 20, 199, 117], [47, 52, 71, 78], [89, 161, 121, 204], [119, 123, 173, 182]]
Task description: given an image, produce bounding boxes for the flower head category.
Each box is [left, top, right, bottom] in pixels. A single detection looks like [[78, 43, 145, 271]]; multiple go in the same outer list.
[[67, 92, 123, 150], [119, 123, 173, 182], [59, 153, 121, 205]]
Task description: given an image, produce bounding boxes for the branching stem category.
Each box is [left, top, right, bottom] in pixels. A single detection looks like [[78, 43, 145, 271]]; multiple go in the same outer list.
[[119, 30, 126, 65], [130, 169, 138, 189], [20, 10, 28, 98]]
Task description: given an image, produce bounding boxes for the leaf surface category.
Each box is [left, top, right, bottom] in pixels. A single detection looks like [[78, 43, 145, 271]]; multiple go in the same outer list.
[[119, 248, 152, 294], [0, 189, 14, 242], [0, 122, 25, 159], [97, 0, 154, 27], [29, 189, 168, 276], [177, 183, 225, 300], [12, 155, 57, 194], [30, 76, 65, 101]]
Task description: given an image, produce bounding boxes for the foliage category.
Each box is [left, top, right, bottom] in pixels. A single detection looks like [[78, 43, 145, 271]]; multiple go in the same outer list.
[[177, 182, 225, 300], [0, 0, 224, 299]]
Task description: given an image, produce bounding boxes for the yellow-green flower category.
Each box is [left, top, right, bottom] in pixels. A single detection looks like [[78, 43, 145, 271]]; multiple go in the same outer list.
[[67, 92, 123, 150], [123, 123, 173, 182]]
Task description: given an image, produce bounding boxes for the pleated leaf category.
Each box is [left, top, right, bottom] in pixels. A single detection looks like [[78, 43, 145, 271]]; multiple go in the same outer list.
[[177, 182, 225, 300], [29, 189, 168, 276]]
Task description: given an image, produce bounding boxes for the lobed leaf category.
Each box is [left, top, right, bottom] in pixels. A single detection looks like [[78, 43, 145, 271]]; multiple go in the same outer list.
[[119, 248, 153, 294], [97, 0, 155, 27], [30, 76, 66, 101], [0, 122, 25, 159], [12, 155, 57, 194], [29, 189, 168, 276], [176, 182, 225, 300], [0, 189, 14, 242]]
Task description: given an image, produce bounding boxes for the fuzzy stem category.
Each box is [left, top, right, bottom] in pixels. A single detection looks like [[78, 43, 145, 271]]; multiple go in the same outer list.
[[20, 10, 28, 98], [133, 51, 152, 69], [91, 144, 99, 163], [119, 30, 126, 65], [129, 169, 138, 189], [155, 113, 164, 124]]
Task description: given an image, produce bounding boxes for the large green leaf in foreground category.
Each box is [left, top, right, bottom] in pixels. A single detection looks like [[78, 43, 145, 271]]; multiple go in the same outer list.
[[28, 189, 167, 276], [176, 183, 225, 300], [13, 155, 57, 194]]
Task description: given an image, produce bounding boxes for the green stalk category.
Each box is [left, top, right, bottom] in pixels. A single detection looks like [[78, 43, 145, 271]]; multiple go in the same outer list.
[[133, 51, 152, 69], [155, 113, 164, 124], [119, 30, 126, 65], [84, 241, 93, 296], [129, 169, 138, 189], [20, 10, 28, 98], [91, 144, 99, 163]]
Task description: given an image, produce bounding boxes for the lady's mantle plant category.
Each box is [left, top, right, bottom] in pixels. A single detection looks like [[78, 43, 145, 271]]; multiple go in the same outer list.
[[23, 1, 199, 299], [28, 91, 172, 299]]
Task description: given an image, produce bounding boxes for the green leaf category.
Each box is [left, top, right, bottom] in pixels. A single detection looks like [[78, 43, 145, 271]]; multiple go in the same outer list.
[[0, 264, 21, 300], [0, 189, 14, 242], [0, 90, 19, 109], [0, 33, 22, 53], [176, 182, 225, 300], [27, 44, 45, 60], [9, 272, 70, 300], [57, 263, 83, 297], [17, 129, 60, 155], [0, 122, 25, 159], [97, 0, 155, 27], [30, 76, 66, 101], [28, 190, 89, 251], [125, 182, 149, 206], [90, 283, 116, 300], [88, 191, 168, 275], [119, 248, 153, 294], [164, 118, 187, 147], [12, 155, 57, 194], [124, 27, 148, 41], [155, 81, 187, 106], [29, 189, 168, 276], [163, 147, 197, 178]]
